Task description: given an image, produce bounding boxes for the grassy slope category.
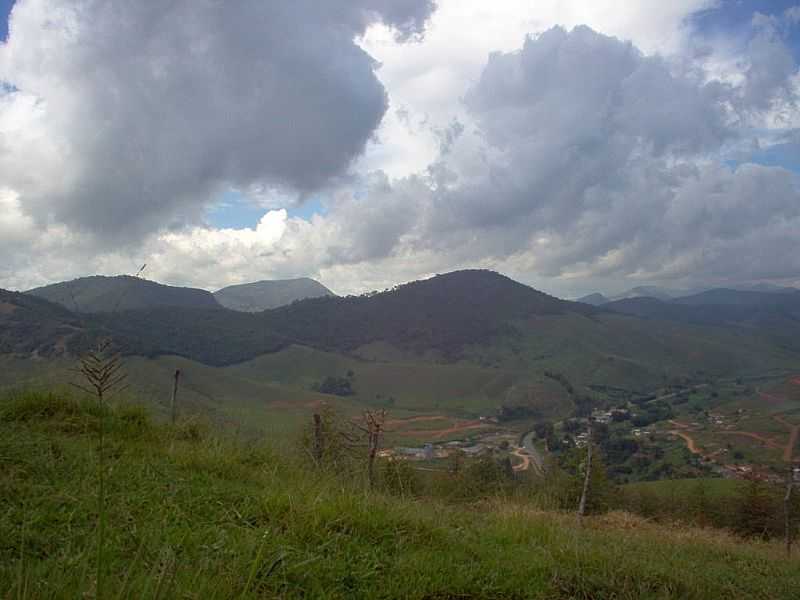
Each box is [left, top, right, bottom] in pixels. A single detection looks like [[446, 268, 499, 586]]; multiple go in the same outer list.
[[466, 313, 799, 391], [624, 478, 743, 498], [228, 346, 571, 417], [2, 392, 799, 600]]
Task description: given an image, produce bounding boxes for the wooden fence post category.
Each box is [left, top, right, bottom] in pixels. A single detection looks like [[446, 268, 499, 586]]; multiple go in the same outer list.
[[312, 413, 324, 465], [171, 369, 181, 425]]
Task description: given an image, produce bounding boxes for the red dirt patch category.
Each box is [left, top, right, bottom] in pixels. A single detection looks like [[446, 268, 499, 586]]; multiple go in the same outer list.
[[385, 415, 449, 427], [670, 430, 703, 455], [397, 420, 487, 439], [759, 391, 786, 405], [790, 377, 800, 386]]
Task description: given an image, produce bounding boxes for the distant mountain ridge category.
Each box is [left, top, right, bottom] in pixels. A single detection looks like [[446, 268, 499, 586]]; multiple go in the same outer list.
[[214, 278, 334, 312], [576, 293, 610, 306], [581, 283, 798, 305], [604, 289, 800, 353], [27, 275, 220, 313]]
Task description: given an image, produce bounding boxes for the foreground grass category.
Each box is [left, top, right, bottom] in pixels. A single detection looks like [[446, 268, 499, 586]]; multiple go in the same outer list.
[[1, 392, 799, 599]]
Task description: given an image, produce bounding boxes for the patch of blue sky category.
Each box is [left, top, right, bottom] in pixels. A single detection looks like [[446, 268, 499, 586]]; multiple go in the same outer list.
[[724, 136, 800, 174], [690, 0, 800, 58], [0, 0, 14, 42], [206, 190, 328, 230], [749, 141, 800, 172]]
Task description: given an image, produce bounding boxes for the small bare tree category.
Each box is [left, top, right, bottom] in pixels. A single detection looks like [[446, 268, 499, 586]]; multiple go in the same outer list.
[[71, 339, 127, 599], [356, 410, 386, 490], [305, 408, 388, 488]]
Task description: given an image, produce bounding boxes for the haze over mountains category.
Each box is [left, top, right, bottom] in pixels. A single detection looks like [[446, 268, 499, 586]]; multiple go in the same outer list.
[[578, 283, 799, 306], [213, 278, 335, 312]]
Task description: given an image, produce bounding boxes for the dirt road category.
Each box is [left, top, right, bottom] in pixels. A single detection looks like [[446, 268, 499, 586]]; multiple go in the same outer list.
[[511, 447, 531, 472], [670, 430, 702, 455], [774, 415, 800, 462]]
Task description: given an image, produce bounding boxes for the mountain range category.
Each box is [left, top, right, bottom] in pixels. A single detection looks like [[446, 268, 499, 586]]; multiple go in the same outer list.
[[4, 270, 799, 382]]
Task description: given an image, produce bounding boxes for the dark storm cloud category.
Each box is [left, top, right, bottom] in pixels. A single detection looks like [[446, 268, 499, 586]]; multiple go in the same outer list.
[[0, 0, 435, 240]]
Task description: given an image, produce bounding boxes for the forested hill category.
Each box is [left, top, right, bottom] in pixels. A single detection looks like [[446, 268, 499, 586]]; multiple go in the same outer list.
[[27, 275, 221, 313], [261, 270, 596, 355], [214, 278, 334, 311]]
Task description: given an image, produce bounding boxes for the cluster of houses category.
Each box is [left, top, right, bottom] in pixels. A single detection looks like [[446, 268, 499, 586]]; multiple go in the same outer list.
[[591, 408, 630, 424], [383, 440, 494, 461]]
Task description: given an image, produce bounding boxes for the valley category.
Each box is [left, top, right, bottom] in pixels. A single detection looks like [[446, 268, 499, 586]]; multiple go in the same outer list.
[[2, 270, 800, 483]]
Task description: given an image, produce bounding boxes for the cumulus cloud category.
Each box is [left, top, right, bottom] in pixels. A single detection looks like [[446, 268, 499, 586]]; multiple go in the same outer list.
[[2, 2, 800, 297], [0, 0, 434, 240], [327, 25, 800, 291]]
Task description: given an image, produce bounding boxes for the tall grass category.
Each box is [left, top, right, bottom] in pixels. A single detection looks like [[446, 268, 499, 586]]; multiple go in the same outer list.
[[1, 390, 799, 599]]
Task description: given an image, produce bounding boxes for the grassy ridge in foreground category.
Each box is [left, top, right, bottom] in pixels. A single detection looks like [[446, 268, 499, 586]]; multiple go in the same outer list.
[[2, 392, 799, 599]]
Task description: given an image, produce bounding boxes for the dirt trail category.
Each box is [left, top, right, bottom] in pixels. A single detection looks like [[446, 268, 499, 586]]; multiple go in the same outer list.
[[670, 430, 702, 455], [385, 415, 449, 427], [511, 447, 531, 472], [785, 425, 800, 462], [774, 414, 800, 462]]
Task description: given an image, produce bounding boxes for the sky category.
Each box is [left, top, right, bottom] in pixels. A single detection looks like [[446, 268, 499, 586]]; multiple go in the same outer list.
[[0, 1, 799, 298]]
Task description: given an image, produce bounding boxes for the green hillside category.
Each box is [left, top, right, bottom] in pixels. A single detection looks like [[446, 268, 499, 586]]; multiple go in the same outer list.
[[2, 392, 798, 599]]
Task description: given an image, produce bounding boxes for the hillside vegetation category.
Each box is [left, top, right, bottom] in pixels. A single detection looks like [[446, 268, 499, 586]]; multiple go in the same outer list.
[[2, 391, 799, 599], [214, 277, 334, 311], [0, 289, 82, 357]]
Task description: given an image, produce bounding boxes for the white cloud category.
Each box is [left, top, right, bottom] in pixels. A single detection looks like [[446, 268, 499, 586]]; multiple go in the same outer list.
[[1, 1, 800, 298]]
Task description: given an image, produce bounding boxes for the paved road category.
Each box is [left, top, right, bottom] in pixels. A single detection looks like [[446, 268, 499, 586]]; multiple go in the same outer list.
[[520, 431, 545, 473]]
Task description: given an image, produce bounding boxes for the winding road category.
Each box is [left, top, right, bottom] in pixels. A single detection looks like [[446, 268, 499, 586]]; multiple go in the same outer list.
[[519, 431, 545, 474]]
